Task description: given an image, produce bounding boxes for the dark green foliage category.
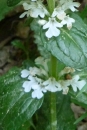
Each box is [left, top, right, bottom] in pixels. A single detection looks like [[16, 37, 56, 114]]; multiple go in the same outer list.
[[0, 67, 43, 130], [7, 0, 21, 6], [35, 92, 76, 130]]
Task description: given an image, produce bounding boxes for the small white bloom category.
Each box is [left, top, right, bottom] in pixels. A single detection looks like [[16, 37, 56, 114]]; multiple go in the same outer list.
[[35, 56, 45, 65], [43, 77, 62, 92], [32, 78, 47, 99], [59, 0, 80, 12], [70, 75, 86, 92], [21, 67, 40, 78], [61, 15, 75, 30], [22, 74, 47, 99], [29, 67, 40, 76], [42, 17, 63, 38], [59, 80, 70, 94], [59, 67, 75, 77], [20, 11, 30, 18], [22, 2, 30, 10], [35, 56, 49, 72], [20, 1, 49, 18], [39, 68, 48, 77], [57, 11, 66, 21], [52, 7, 66, 20], [66, 1, 80, 12], [22, 75, 38, 92], [22, 81, 32, 92], [32, 87, 46, 99], [35, 77, 43, 83], [32, 89, 43, 99], [21, 69, 29, 78]]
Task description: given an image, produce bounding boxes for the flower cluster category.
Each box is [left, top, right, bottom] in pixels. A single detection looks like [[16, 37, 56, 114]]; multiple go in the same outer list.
[[21, 57, 86, 99], [20, 0, 80, 38], [20, 0, 49, 18]]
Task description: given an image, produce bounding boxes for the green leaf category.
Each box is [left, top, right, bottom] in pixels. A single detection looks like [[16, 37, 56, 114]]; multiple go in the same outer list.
[[71, 83, 87, 109], [0, 67, 43, 130], [35, 92, 76, 130], [80, 5, 87, 19], [7, 0, 21, 6], [11, 40, 27, 54], [31, 13, 87, 69], [18, 119, 36, 130], [56, 93, 76, 130], [74, 112, 87, 124], [71, 91, 87, 109], [0, 0, 13, 21]]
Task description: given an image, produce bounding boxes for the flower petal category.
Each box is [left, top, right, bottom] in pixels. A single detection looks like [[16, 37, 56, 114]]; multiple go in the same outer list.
[[77, 80, 86, 90], [32, 89, 43, 99], [23, 3, 30, 10], [21, 69, 29, 78], [38, 20, 47, 25], [22, 81, 31, 92], [62, 87, 69, 94], [29, 67, 40, 76], [43, 21, 50, 29], [72, 85, 77, 92], [45, 27, 60, 38], [70, 75, 86, 92], [19, 12, 28, 18], [43, 77, 61, 92], [73, 75, 80, 81], [32, 84, 41, 90]]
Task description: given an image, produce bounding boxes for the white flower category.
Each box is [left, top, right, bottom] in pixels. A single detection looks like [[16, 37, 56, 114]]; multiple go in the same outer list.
[[59, 0, 80, 12], [32, 89, 43, 99], [29, 67, 40, 76], [42, 17, 63, 38], [43, 77, 62, 92], [52, 7, 66, 20], [22, 74, 47, 99], [19, 2, 30, 18], [35, 56, 46, 66], [35, 56, 49, 72], [39, 68, 48, 77], [21, 67, 40, 78], [21, 56, 50, 85], [59, 80, 70, 94], [22, 81, 32, 92], [61, 15, 75, 30], [66, 1, 80, 12], [34, 57, 49, 77], [32, 78, 47, 99], [59, 67, 75, 77], [22, 75, 38, 92], [32, 85, 47, 99], [20, 1, 49, 18], [70, 75, 86, 92]]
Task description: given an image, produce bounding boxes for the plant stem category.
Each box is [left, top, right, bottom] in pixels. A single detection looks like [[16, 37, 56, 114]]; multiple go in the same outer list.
[[50, 55, 57, 78], [47, 0, 55, 14], [50, 92, 57, 130], [50, 55, 57, 130]]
